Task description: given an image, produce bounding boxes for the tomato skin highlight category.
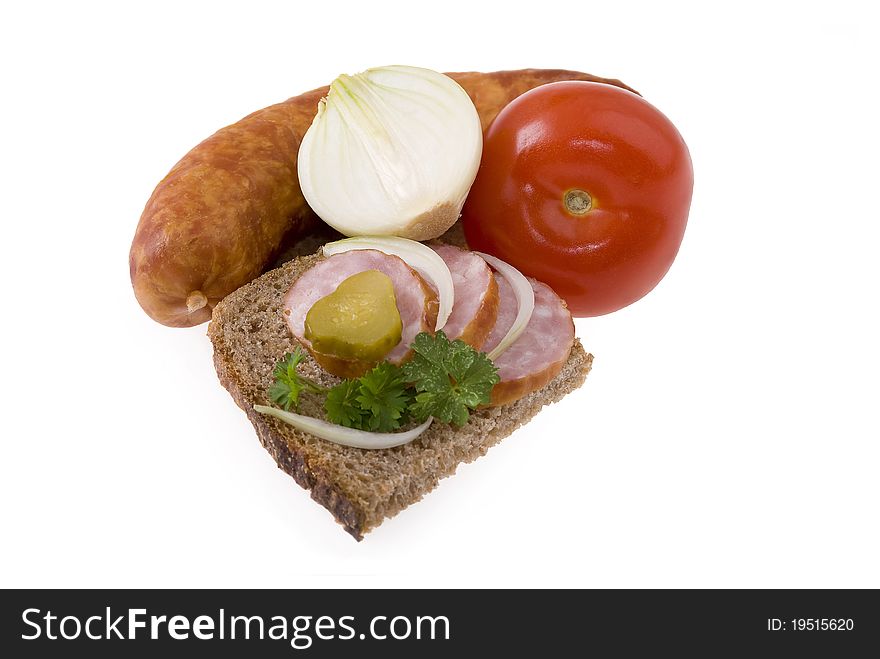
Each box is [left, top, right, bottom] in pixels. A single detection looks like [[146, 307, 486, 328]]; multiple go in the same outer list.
[[462, 81, 693, 317]]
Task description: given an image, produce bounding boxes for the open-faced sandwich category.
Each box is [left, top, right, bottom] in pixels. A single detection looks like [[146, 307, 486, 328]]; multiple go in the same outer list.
[[130, 66, 692, 539], [209, 234, 592, 539]]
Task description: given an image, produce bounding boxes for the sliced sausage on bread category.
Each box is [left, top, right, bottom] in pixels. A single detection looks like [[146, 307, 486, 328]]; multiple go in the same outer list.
[[482, 275, 575, 407], [432, 244, 498, 349]]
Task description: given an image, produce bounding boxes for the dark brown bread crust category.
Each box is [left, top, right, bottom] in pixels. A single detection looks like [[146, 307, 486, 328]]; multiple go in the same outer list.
[[209, 251, 593, 540], [212, 344, 366, 535], [133, 69, 635, 328]]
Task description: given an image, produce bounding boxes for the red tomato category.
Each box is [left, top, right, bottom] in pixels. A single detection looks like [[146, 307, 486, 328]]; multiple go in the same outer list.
[[462, 81, 693, 316]]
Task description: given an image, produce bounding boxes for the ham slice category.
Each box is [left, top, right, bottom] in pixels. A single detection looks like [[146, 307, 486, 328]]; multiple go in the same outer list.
[[284, 250, 438, 378], [482, 274, 574, 406], [432, 245, 498, 349]]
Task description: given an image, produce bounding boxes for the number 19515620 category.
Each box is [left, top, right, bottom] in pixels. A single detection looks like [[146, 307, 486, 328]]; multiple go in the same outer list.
[[769, 618, 855, 631]]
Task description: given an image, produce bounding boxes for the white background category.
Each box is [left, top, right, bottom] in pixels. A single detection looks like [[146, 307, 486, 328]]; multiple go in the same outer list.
[[1, 1, 878, 588]]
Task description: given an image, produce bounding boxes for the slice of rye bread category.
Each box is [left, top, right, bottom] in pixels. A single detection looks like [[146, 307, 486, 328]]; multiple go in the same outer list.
[[208, 250, 594, 540]]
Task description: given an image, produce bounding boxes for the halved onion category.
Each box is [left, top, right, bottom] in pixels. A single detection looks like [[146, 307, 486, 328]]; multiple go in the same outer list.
[[322, 236, 454, 331], [297, 66, 482, 241], [473, 252, 535, 361], [254, 405, 433, 450]]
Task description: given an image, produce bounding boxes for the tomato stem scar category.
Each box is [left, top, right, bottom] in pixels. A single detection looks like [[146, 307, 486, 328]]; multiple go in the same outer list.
[[564, 189, 592, 216]]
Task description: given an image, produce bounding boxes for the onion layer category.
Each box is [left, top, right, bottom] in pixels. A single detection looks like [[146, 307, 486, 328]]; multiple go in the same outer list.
[[297, 65, 482, 240], [473, 252, 536, 360], [255, 405, 433, 450]]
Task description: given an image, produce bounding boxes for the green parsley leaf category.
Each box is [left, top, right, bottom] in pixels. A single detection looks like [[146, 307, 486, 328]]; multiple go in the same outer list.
[[402, 331, 499, 426], [409, 390, 469, 427], [324, 379, 368, 429], [356, 362, 412, 432], [267, 348, 327, 411]]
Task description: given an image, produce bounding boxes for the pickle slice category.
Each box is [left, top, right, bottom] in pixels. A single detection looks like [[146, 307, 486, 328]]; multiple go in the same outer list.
[[304, 270, 402, 362]]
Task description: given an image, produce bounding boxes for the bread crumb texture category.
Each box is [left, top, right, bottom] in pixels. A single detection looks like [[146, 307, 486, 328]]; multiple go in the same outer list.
[[208, 250, 593, 540]]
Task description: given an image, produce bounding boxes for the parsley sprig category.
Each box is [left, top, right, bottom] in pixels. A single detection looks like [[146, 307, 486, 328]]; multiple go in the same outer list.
[[267, 331, 499, 432], [267, 348, 328, 411], [403, 331, 499, 426], [323, 379, 367, 429], [353, 362, 412, 431], [326, 362, 412, 432]]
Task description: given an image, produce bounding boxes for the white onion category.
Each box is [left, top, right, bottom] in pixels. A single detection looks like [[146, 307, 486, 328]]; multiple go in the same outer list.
[[297, 65, 482, 241], [473, 252, 536, 360], [322, 236, 454, 331], [254, 405, 433, 450]]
